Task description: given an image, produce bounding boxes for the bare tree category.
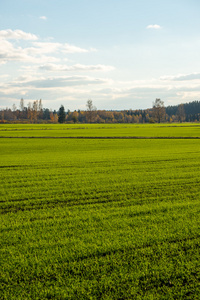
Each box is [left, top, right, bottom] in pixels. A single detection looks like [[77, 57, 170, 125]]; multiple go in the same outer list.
[[177, 104, 185, 122], [152, 98, 166, 123], [19, 98, 25, 119], [38, 99, 43, 119], [32, 100, 39, 123], [27, 102, 33, 123], [12, 104, 17, 120], [86, 99, 96, 123], [20, 98, 24, 112]]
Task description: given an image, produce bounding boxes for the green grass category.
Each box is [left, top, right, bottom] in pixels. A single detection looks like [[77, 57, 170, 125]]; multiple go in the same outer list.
[[0, 123, 200, 137], [1, 124, 200, 299]]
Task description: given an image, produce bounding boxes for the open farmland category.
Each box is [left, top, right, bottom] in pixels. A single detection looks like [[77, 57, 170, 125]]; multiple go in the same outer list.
[[1, 123, 200, 138], [1, 124, 200, 299]]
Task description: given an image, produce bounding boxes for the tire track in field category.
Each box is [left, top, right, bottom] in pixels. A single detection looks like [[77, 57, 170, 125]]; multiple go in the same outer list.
[[0, 136, 200, 139]]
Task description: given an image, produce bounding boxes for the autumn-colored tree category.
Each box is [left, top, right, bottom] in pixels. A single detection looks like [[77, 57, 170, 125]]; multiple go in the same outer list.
[[50, 111, 58, 123], [72, 111, 79, 123], [78, 111, 87, 123], [105, 111, 114, 123], [117, 112, 124, 123], [54, 113, 58, 123], [50, 112, 54, 123]]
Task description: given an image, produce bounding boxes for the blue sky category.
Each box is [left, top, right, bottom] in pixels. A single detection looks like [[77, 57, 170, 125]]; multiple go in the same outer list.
[[0, 0, 200, 110]]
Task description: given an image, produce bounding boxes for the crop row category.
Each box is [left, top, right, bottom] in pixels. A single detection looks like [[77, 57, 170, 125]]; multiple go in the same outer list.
[[0, 123, 200, 137], [1, 137, 200, 299]]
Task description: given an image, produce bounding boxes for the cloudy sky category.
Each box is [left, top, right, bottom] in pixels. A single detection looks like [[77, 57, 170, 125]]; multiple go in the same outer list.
[[0, 0, 200, 111]]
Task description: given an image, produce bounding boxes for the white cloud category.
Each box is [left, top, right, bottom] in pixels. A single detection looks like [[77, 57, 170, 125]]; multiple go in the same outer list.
[[1, 70, 200, 110], [146, 24, 161, 29], [0, 29, 38, 40], [62, 43, 89, 53], [31, 42, 95, 55], [0, 30, 97, 66], [161, 73, 200, 81], [0, 39, 28, 62], [0, 40, 59, 64], [39, 63, 115, 72], [40, 16, 47, 20], [0, 74, 111, 109], [25, 76, 108, 88], [176, 91, 200, 99], [28, 42, 62, 54]]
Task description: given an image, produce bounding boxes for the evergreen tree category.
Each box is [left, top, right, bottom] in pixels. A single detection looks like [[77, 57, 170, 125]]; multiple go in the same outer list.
[[58, 105, 66, 123]]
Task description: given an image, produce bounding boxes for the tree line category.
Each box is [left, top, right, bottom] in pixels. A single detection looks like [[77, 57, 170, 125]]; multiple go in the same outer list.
[[0, 98, 200, 124]]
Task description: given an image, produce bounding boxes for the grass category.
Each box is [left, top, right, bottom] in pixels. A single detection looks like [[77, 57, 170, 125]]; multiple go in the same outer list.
[[1, 124, 200, 299], [0, 123, 200, 137]]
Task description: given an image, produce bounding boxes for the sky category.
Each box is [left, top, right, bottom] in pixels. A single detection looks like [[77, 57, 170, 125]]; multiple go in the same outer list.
[[0, 0, 200, 111]]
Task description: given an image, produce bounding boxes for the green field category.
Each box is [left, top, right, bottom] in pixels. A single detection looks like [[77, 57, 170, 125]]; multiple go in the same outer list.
[[1, 124, 200, 299], [1, 123, 200, 137]]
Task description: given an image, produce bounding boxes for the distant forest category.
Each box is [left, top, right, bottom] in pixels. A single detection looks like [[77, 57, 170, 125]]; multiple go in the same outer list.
[[0, 99, 200, 124]]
